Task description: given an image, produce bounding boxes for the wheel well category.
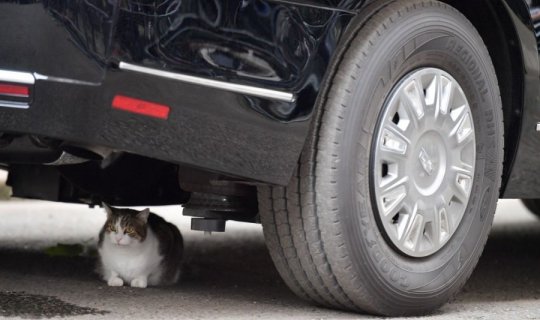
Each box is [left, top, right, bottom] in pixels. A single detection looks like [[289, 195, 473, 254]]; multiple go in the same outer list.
[[442, 0, 524, 194]]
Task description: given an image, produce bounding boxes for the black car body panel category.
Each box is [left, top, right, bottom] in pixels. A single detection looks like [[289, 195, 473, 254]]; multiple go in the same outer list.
[[0, 1, 110, 83], [0, 0, 356, 185], [0, 0, 539, 197]]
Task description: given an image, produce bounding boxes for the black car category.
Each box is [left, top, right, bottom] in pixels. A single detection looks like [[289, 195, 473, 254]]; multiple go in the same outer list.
[[1, 0, 540, 316]]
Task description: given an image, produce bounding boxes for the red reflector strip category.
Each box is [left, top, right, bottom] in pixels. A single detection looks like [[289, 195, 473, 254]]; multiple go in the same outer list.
[[112, 95, 170, 120], [0, 83, 29, 97]]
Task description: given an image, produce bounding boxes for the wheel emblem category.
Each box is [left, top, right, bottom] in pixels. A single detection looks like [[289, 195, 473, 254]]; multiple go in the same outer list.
[[418, 147, 434, 176]]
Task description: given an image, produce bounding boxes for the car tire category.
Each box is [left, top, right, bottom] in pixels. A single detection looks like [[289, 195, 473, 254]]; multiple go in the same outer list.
[[258, 0, 503, 316], [522, 199, 540, 217]]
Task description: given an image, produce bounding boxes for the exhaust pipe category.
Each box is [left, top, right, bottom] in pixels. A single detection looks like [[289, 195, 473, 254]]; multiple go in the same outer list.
[[0, 135, 62, 163], [51, 143, 118, 167], [0, 134, 115, 165], [59, 144, 107, 161], [45, 151, 92, 165]]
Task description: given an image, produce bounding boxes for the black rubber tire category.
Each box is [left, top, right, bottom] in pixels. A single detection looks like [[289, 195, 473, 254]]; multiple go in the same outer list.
[[522, 199, 540, 217], [258, 0, 504, 316]]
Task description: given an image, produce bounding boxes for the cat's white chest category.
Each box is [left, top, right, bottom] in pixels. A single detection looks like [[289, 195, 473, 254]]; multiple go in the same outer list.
[[99, 230, 163, 283]]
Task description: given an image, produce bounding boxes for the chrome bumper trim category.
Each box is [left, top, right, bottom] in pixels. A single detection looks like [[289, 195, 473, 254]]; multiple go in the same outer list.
[[0, 69, 35, 85], [0, 100, 29, 109]]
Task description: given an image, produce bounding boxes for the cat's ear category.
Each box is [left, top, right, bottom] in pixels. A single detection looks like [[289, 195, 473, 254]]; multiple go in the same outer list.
[[136, 208, 150, 223], [102, 202, 114, 218]]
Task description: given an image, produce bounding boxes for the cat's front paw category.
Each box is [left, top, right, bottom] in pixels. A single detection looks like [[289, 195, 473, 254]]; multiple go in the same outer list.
[[130, 277, 147, 288], [107, 277, 124, 287]]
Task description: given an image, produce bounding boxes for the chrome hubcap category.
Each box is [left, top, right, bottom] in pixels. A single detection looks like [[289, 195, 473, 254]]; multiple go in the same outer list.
[[372, 68, 476, 257]]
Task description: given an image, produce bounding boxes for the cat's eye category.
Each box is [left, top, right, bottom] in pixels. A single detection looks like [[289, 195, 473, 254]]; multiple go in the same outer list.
[[108, 224, 116, 232], [125, 226, 135, 234]]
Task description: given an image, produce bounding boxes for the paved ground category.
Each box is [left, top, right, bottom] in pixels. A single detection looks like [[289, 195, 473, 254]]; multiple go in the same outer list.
[[1, 170, 540, 319]]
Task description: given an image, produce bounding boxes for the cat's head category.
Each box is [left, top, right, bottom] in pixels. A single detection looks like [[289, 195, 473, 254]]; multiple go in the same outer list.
[[102, 203, 150, 246]]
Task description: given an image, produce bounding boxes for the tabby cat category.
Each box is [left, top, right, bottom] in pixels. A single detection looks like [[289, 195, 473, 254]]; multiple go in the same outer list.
[[97, 203, 183, 288]]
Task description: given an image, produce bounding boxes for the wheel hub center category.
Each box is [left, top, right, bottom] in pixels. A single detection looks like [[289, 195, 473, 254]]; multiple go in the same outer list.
[[412, 131, 446, 196]]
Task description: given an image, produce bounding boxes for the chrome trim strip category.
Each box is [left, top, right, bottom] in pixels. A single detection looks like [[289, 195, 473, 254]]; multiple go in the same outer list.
[[0, 69, 35, 85], [0, 100, 29, 109], [537, 122, 540, 132], [269, 0, 355, 13], [119, 62, 295, 103], [33, 73, 100, 86]]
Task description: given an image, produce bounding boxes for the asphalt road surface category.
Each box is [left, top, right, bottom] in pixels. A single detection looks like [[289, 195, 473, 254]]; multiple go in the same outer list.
[[1, 178, 540, 318]]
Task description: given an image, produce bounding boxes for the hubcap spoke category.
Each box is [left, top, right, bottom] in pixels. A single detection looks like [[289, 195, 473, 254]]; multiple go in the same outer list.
[[403, 211, 424, 252], [372, 68, 476, 258], [380, 124, 410, 156], [437, 206, 451, 244], [379, 176, 409, 216], [402, 79, 426, 120]]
